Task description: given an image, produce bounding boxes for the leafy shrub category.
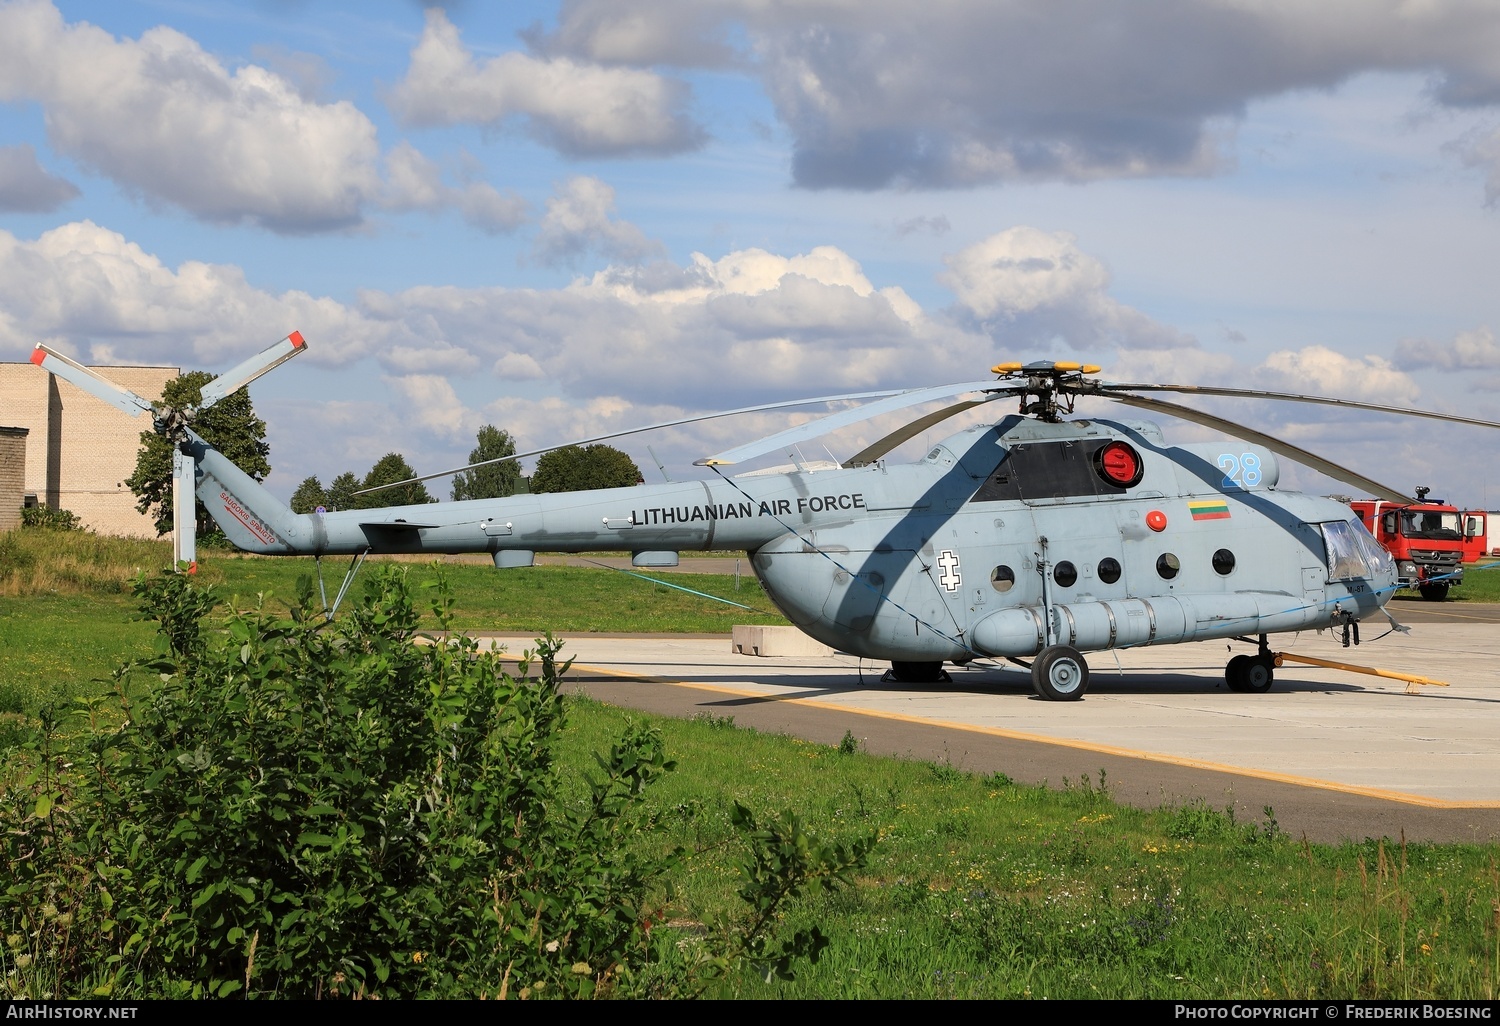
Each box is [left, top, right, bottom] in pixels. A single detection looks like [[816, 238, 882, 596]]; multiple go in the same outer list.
[[20, 507, 80, 531], [0, 567, 872, 998]]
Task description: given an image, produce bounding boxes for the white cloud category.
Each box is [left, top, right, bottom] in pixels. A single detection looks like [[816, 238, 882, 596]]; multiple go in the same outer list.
[[0, 0, 383, 232], [0, 221, 380, 366], [388, 8, 704, 157], [1448, 126, 1500, 205], [533, 176, 664, 265], [384, 373, 478, 442], [493, 352, 546, 380], [1255, 345, 1421, 405], [0, 143, 79, 212], [10, 218, 1488, 501], [382, 142, 528, 235], [941, 227, 1196, 351], [538, 0, 1500, 190], [1394, 325, 1500, 371]]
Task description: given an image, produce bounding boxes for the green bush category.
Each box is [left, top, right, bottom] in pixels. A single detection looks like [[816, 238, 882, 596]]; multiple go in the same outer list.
[[20, 506, 81, 531], [1, 567, 872, 998]]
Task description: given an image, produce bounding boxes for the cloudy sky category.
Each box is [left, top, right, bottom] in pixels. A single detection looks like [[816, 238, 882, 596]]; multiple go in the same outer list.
[[3, 0, 1499, 507]]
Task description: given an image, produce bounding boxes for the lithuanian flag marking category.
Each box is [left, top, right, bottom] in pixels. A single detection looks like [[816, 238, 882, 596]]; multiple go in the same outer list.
[[1189, 499, 1231, 521]]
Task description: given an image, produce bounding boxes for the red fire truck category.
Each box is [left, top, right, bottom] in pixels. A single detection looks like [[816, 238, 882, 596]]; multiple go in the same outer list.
[[1349, 488, 1478, 601]]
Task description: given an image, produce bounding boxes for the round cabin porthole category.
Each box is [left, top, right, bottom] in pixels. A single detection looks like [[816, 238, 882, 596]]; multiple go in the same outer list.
[[1212, 548, 1236, 576], [990, 565, 1016, 592], [1053, 561, 1078, 587], [1097, 557, 1122, 584], [1156, 553, 1181, 580]]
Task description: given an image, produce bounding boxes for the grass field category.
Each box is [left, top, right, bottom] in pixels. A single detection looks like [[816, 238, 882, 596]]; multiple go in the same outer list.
[[4, 528, 1500, 998], [562, 701, 1500, 999], [0, 531, 786, 720]]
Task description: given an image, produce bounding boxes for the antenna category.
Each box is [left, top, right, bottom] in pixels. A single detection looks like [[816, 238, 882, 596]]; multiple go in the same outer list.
[[646, 444, 672, 483]]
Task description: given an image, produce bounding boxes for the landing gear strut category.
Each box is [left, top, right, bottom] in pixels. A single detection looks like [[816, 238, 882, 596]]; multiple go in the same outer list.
[[1226, 634, 1276, 693]]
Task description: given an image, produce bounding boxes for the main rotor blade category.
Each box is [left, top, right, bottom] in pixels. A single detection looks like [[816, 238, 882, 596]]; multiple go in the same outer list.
[[1104, 392, 1414, 503], [1090, 382, 1500, 432], [30, 344, 155, 416], [352, 387, 910, 496], [199, 331, 307, 409], [844, 399, 990, 466], [697, 380, 1019, 466]]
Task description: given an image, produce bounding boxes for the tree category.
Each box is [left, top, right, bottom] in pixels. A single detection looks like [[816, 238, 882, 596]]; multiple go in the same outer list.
[[451, 425, 520, 502], [325, 471, 361, 512], [289, 476, 326, 514], [530, 444, 642, 494], [126, 371, 270, 537], [358, 453, 432, 508]]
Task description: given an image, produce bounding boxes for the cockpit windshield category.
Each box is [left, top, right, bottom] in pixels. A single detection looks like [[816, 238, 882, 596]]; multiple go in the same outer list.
[[1397, 510, 1461, 541]]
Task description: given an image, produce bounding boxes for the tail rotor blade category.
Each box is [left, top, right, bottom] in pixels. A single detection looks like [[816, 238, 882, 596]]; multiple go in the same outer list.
[[173, 448, 197, 571], [198, 330, 307, 409], [30, 344, 155, 416]]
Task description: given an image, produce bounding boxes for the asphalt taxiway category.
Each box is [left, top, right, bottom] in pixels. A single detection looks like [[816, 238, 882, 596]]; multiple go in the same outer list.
[[476, 611, 1500, 845]]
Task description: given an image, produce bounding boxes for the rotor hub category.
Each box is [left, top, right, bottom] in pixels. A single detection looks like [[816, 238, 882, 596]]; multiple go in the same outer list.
[[153, 405, 197, 443], [991, 360, 1103, 422]]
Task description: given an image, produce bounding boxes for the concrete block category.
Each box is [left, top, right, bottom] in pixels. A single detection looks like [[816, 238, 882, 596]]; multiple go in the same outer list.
[[732, 625, 832, 658]]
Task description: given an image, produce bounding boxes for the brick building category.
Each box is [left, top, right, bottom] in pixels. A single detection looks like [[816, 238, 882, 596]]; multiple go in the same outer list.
[[0, 426, 28, 532], [0, 361, 178, 537]]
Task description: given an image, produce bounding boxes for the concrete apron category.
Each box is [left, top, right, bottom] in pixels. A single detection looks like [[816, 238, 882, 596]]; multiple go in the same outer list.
[[472, 621, 1500, 842]]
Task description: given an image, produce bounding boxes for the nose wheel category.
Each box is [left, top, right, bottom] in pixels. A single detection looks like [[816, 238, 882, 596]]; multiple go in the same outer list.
[[1032, 645, 1089, 701]]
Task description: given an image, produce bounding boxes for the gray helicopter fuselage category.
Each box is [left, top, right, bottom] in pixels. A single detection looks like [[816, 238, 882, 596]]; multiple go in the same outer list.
[[193, 413, 1394, 662]]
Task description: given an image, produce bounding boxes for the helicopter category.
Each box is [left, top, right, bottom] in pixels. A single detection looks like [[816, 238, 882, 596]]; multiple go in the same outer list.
[[30, 334, 1500, 701]]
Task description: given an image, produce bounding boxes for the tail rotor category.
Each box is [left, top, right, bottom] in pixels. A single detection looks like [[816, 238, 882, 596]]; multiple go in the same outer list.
[[29, 331, 308, 570]]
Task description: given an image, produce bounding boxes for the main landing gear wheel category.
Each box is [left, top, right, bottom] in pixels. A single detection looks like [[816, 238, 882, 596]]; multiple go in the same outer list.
[[888, 660, 948, 684], [1419, 583, 1450, 602], [1225, 654, 1275, 693], [1032, 645, 1089, 701]]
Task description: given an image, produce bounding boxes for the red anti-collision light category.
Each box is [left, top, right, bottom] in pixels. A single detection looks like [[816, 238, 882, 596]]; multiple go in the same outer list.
[[1095, 440, 1144, 488], [1146, 510, 1167, 532]]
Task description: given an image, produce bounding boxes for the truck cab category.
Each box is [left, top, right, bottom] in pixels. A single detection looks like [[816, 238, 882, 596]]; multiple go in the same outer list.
[[1349, 493, 1466, 601]]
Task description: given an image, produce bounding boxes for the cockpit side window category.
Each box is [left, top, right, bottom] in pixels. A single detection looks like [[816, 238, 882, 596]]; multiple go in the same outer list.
[[1320, 519, 1392, 581]]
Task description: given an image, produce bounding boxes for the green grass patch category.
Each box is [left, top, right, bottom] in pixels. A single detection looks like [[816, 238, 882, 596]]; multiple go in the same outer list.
[[194, 554, 785, 633], [0, 529, 170, 597], [550, 700, 1500, 999], [1453, 560, 1500, 602], [0, 552, 792, 720]]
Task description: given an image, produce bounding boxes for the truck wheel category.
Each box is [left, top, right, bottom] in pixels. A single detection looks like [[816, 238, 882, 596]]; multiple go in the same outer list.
[[1032, 645, 1089, 701], [1419, 583, 1450, 602]]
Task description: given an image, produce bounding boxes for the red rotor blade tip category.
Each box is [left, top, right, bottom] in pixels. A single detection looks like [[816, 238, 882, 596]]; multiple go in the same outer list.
[[29, 347, 45, 365], [288, 330, 305, 348]]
